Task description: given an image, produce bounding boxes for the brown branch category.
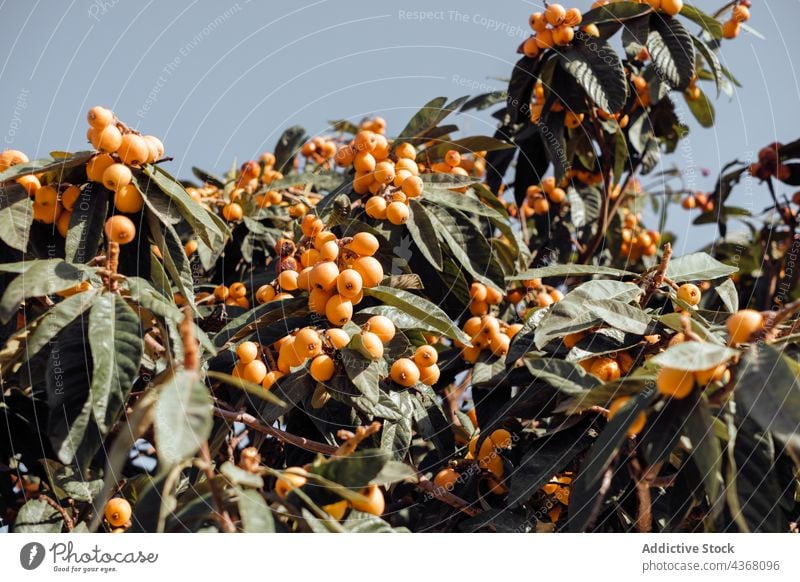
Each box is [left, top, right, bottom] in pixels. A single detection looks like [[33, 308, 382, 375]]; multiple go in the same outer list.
[[37, 494, 74, 532], [416, 476, 480, 518], [180, 307, 199, 373], [198, 442, 236, 533], [640, 242, 673, 307], [106, 242, 120, 293], [213, 408, 337, 455]]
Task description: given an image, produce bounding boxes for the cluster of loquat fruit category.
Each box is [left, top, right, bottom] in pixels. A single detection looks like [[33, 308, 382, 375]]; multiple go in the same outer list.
[[618, 209, 660, 260], [458, 314, 522, 363], [84, 106, 170, 246], [253, 226, 385, 327], [522, 4, 585, 58], [434, 428, 514, 496], [210, 281, 252, 309], [749, 142, 791, 183], [300, 136, 338, 166], [520, 175, 568, 217], [221, 152, 292, 222], [680, 191, 715, 213]]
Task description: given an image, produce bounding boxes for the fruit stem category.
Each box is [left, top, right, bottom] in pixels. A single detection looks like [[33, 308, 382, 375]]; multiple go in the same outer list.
[[180, 307, 199, 373], [332, 421, 382, 457], [106, 242, 120, 293]]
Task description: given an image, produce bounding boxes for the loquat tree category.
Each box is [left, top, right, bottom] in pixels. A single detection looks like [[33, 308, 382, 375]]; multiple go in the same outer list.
[[1, 0, 798, 534]]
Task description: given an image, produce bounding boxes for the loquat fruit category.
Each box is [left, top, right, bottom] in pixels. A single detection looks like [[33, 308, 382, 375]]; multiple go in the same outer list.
[[104, 215, 136, 245]]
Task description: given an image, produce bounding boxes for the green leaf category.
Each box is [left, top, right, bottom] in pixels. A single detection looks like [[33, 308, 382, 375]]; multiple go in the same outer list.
[[665, 252, 737, 282], [0, 150, 94, 182], [66, 182, 110, 263], [684, 397, 723, 507], [311, 449, 390, 490], [88, 294, 143, 434], [406, 199, 443, 270], [273, 125, 307, 174], [684, 88, 715, 128], [621, 13, 651, 59], [509, 420, 595, 508], [423, 136, 514, 161], [207, 370, 286, 407], [508, 264, 635, 281], [146, 209, 196, 308], [0, 260, 95, 323], [398, 96, 466, 140], [559, 34, 628, 113], [534, 280, 643, 347], [586, 298, 650, 335], [714, 278, 738, 313], [363, 286, 469, 344], [735, 344, 800, 454], [0, 183, 33, 251], [427, 206, 502, 290], [680, 3, 723, 40], [692, 37, 724, 97], [647, 15, 696, 90], [142, 165, 228, 250], [566, 388, 657, 531], [13, 498, 65, 533], [21, 288, 99, 362], [236, 488, 275, 532], [650, 342, 736, 371], [522, 355, 600, 394], [41, 460, 103, 502], [580, 1, 651, 25], [154, 371, 213, 465]]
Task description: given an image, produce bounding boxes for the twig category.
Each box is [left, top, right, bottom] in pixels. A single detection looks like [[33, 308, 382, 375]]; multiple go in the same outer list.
[[332, 422, 381, 457], [639, 242, 672, 307], [213, 408, 337, 455], [37, 494, 74, 532], [416, 476, 480, 517], [198, 442, 236, 533]]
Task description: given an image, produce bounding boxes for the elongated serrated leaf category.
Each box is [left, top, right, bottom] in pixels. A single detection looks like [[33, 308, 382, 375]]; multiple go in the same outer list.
[[651, 342, 736, 371], [585, 298, 650, 335], [0, 150, 94, 183], [735, 344, 800, 454], [66, 182, 110, 263], [236, 488, 275, 532], [580, 1, 651, 25], [13, 498, 64, 533], [0, 259, 96, 323], [363, 286, 469, 344], [146, 209, 196, 309], [714, 278, 738, 313], [665, 252, 737, 282], [508, 264, 635, 281], [143, 165, 228, 250], [559, 35, 627, 113], [21, 289, 98, 362], [154, 371, 213, 465], [273, 126, 307, 174], [680, 3, 723, 40], [423, 136, 514, 162], [0, 183, 32, 251], [684, 88, 715, 127], [647, 16, 696, 90], [692, 37, 723, 97], [88, 294, 143, 434], [406, 199, 442, 270], [399, 96, 466, 140]]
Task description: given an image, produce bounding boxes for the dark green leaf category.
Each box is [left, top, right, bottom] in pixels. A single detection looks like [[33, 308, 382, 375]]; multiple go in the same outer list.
[[647, 16, 696, 90], [559, 34, 628, 112], [154, 371, 213, 465], [88, 294, 143, 434], [406, 199, 443, 270]]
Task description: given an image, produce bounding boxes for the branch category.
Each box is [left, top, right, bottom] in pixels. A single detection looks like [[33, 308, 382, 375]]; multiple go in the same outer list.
[[213, 408, 337, 455], [198, 442, 236, 533]]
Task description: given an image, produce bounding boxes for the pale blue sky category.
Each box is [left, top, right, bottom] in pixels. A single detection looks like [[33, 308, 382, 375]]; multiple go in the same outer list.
[[2, 0, 799, 250]]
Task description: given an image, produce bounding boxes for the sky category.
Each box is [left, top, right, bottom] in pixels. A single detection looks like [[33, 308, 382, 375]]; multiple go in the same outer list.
[[1, 0, 799, 252]]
